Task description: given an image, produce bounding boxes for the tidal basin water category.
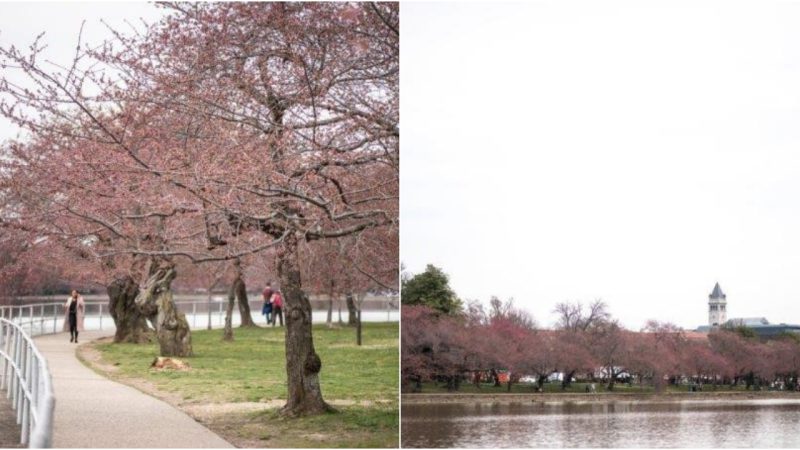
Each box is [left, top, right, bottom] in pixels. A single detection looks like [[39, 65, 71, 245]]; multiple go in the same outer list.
[[401, 399, 800, 448]]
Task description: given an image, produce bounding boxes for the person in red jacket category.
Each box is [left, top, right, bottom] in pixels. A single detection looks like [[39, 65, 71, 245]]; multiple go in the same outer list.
[[271, 290, 284, 327]]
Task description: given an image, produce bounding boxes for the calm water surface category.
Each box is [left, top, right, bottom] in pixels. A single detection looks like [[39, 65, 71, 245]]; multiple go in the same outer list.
[[402, 399, 800, 447]]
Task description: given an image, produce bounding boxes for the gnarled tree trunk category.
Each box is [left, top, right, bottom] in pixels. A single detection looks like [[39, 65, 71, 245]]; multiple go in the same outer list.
[[223, 283, 235, 341], [235, 278, 257, 328], [135, 262, 192, 357], [346, 293, 357, 326], [107, 275, 153, 343], [279, 233, 332, 417], [231, 259, 257, 328]]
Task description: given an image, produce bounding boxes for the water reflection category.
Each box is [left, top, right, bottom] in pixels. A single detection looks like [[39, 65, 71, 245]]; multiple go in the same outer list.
[[401, 399, 800, 448]]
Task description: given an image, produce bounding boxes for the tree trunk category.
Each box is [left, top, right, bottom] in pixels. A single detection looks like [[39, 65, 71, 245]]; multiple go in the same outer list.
[[356, 308, 362, 346], [653, 371, 665, 393], [135, 262, 192, 357], [107, 275, 152, 343], [561, 370, 576, 390], [537, 374, 546, 392], [278, 233, 332, 417], [326, 280, 334, 328], [223, 279, 236, 341], [346, 293, 358, 326], [473, 371, 482, 388], [235, 272, 257, 328], [491, 368, 501, 387], [206, 289, 213, 330], [326, 297, 333, 328]]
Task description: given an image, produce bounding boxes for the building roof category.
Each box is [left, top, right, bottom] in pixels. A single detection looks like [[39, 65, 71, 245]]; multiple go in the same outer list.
[[709, 282, 726, 300], [727, 317, 769, 327]]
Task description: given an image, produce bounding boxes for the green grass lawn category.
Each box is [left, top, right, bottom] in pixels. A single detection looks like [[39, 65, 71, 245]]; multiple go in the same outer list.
[[412, 381, 767, 395], [85, 323, 398, 448]]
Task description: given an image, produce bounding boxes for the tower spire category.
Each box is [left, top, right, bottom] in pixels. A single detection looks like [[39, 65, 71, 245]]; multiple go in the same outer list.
[[709, 282, 726, 300], [708, 282, 727, 327]]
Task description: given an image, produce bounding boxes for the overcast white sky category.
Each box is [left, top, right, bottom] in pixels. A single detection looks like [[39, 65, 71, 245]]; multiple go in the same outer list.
[[401, 1, 800, 330], [0, 2, 166, 140], [4, 2, 800, 330]]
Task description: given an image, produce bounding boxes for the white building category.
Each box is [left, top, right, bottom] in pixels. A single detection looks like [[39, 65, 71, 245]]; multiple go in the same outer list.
[[697, 283, 800, 339], [708, 282, 727, 327]]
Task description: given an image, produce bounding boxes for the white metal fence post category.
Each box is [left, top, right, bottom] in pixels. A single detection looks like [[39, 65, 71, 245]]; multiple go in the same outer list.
[[0, 324, 5, 390], [11, 329, 19, 403], [16, 338, 25, 423], [0, 317, 56, 448], [20, 347, 31, 445]]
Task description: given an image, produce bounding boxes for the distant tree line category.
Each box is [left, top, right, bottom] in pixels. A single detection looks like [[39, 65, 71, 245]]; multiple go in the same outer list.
[[401, 265, 800, 393]]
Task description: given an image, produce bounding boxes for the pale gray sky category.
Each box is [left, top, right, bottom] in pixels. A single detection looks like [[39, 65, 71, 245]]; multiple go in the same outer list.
[[0, 2, 167, 140], [401, 1, 800, 330]]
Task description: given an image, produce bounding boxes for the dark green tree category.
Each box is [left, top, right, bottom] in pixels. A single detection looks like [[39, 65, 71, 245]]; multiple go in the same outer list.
[[722, 322, 758, 340], [402, 264, 463, 314]]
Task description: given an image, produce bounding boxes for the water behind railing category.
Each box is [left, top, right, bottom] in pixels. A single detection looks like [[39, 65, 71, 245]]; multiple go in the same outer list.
[[1, 296, 398, 337]]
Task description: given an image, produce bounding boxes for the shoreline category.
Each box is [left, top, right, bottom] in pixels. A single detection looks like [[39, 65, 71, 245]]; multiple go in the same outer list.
[[402, 391, 800, 405]]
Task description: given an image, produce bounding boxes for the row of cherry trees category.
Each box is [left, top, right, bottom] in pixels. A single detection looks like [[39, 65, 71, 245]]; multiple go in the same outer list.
[[402, 300, 800, 393], [0, 2, 398, 416]]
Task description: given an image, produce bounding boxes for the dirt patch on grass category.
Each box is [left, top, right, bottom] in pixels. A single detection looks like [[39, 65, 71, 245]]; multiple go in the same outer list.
[[182, 400, 396, 448], [77, 337, 119, 373], [77, 340, 198, 407]]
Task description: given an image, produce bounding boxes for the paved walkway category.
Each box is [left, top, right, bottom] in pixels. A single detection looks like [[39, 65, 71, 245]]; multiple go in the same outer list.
[[0, 392, 22, 448], [35, 331, 233, 448]]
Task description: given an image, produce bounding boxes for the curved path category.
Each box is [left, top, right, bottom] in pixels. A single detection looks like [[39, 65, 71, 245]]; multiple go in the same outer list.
[[34, 331, 233, 448]]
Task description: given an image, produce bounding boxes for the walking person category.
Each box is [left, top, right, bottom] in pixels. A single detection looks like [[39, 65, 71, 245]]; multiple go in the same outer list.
[[63, 290, 85, 343], [271, 290, 284, 327], [262, 282, 274, 324]]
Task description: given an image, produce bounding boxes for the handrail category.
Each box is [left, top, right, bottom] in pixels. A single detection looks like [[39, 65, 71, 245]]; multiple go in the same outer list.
[[0, 295, 395, 448], [0, 318, 55, 448], [0, 298, 399, 334]]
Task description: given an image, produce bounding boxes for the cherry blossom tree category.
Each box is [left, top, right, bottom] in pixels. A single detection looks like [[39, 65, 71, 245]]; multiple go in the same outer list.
[[709, 330, 760, 388], [1, 2, 398, 416], [588, 320, 629, 391], [552, 299, 610, 388], [551, 331, 595, 389]]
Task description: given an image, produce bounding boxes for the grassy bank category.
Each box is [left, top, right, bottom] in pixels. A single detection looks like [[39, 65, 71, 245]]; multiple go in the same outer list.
[[409, 381, 771, 395], [403, 381, 800, 404], [79, 323, 398, 448]]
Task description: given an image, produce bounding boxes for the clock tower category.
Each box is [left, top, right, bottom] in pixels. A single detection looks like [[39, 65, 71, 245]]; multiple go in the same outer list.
[[708, 282, 727, 327]]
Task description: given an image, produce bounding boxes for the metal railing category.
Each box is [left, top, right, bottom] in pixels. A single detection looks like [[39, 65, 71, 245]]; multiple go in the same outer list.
[[0, 295, 396, 448], [0, 318, 55, 448], [0, 298, 399, 335]]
